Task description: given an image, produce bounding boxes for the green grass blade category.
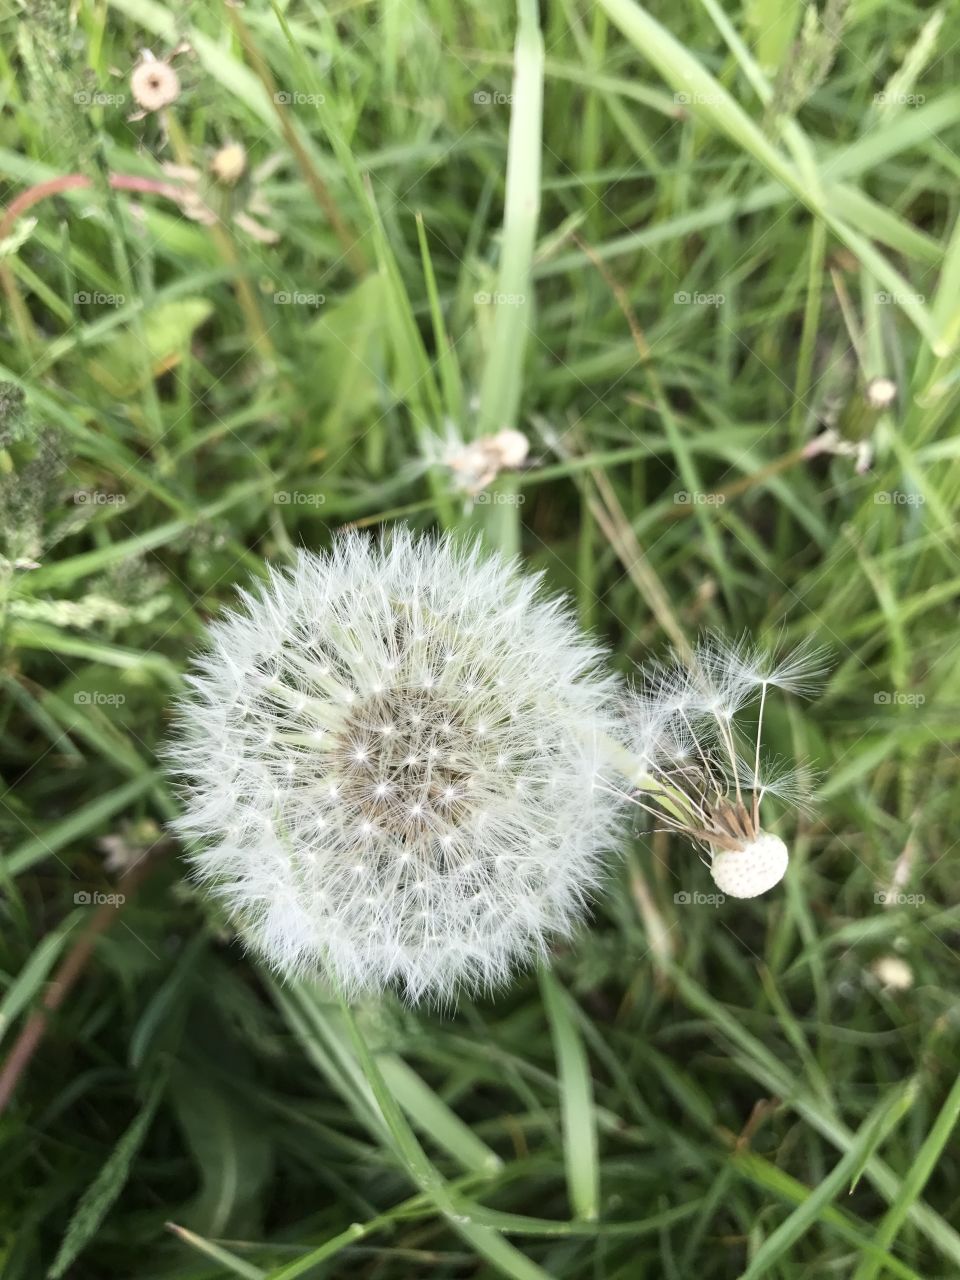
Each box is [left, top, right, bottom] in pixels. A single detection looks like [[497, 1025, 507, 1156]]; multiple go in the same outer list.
[[738, 1079, 918, 1279], [539, 967, 600, 1221], [851, 1072, 960, 1280], [475, 0, 544, 438]]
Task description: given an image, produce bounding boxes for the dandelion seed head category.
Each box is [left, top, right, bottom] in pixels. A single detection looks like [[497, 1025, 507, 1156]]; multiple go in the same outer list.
[[168, 528, 622, 1004]]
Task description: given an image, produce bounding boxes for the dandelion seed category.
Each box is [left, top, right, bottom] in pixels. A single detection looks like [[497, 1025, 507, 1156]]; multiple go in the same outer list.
[[618, 634, 826, 899], [168, 527, 622, 1004]]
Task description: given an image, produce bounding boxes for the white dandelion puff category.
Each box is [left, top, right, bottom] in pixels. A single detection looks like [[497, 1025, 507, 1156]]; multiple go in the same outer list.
[[615, 634, 826, 899], [167, 527, 623, 1004], [129, 49, 182, 116]]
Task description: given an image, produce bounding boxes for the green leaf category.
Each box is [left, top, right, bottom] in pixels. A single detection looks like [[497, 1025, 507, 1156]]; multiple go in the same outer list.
[[539, 968, 600, 1221], [86, 299, 214, 397], [170, 1078, 274, 1237]]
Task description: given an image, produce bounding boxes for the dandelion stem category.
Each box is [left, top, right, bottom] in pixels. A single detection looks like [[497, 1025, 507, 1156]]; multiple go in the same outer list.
[[337, 994, 552, 1280]]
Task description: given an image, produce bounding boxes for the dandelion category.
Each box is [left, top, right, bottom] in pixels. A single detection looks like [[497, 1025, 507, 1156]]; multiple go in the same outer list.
[[129, 50, 181, 116], [167, 528, 622, 1004], [615, 634, 826, 899]]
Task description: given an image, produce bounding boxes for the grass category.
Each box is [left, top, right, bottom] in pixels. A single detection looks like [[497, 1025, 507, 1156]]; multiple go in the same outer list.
[[2, 0, 960, 1276]]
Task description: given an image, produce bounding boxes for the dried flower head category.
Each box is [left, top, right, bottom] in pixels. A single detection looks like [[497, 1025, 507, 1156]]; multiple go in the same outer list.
[[210, 142, 247, 186], [163, 151, 281, 244], [865, 376, 897, 410], [870, 955, 913, 992], [431, 426, 531, 498], [130, 51, 181, 114], [617, 635, 826, 899], [168, 529, 622, 1003]]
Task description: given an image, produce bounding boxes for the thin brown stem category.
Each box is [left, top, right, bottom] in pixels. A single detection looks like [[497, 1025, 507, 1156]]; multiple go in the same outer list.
[[0, 173, 188, 351], [0, 842, 169, 1116], [225, 2, 367, 276]]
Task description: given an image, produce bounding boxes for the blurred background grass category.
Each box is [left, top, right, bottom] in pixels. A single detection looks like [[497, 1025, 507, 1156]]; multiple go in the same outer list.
[[1, 0, 960, 1276]]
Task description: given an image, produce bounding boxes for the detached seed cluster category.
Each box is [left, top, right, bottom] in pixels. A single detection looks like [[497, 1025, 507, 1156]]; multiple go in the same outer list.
[[620, 634, 825, 899]]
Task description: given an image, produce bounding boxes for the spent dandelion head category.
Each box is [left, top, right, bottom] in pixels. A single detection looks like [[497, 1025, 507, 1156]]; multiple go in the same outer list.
[[210, 141, 247, 187], [167, 528, 623, 1004], [618, 634, 827, 899], [422, 422, 531, 500], [163, 148, 282, 243], [129, 50, 181, 116]]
